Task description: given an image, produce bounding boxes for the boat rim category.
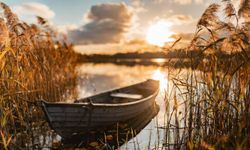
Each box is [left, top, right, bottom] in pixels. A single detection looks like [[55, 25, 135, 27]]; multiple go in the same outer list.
[[41, 79, 159, 107]]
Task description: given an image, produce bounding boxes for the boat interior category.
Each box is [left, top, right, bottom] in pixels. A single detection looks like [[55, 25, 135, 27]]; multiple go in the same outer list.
[[75, 79, 159, 104]]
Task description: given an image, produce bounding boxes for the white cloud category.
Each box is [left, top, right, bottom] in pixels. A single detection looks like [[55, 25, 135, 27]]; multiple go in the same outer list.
[[167, 14, 195, 25], [195, 0, 203, 4], [174, 0, 203, 5], [13, 2, 55, 20], [153, 0, 164, 4], [131, 0, 147, 13], [69, 3, 134, 44], [146, 0, 204, 5], [56, 24, 78, 35]]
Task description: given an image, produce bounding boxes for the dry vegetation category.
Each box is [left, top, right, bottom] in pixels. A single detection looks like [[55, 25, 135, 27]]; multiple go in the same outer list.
[[164, 0, 250, 149], [1, 0, 250, 149], [0, 3, 77, 149]]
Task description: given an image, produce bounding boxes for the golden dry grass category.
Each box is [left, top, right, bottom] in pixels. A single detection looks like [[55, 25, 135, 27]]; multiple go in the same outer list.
[[1, 0, 250, 149], [0, 3, 77, 149], [164, 0, 250, 149]]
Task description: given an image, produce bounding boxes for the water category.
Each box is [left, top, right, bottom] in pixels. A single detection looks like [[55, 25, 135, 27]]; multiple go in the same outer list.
[[71, 62, 186, 149], [35, 62, 190, 149], [12, 60, 250, 149]]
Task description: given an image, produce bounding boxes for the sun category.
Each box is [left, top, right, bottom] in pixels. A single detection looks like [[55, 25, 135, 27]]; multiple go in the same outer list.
[[146, 20, 175, 47]]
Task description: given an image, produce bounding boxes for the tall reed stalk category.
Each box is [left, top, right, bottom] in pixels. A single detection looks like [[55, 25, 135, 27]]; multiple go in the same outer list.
[[164, 0, 250, 149], [0, 3, 77, 149]]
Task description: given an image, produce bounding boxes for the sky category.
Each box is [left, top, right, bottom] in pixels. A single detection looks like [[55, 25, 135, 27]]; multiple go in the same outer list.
[[1, 0, 220, 54]]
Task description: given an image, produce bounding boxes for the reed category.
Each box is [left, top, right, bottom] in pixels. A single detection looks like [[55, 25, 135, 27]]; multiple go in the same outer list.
[[164, 0, 250, 149], [0, 3, 77, 149]]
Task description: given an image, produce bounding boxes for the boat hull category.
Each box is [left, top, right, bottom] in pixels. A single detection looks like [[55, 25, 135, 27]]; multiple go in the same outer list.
[[41, 79, 159, 138]]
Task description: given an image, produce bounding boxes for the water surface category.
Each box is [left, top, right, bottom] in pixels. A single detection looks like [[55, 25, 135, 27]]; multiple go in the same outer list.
[[70, 62, 187, 149]]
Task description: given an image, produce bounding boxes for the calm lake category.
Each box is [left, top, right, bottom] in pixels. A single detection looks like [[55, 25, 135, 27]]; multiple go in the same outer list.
[[44, 60, 248, 150], [76, 63, 167, 149], [62, 62, 189, 149], [36, 61, 192, 149]]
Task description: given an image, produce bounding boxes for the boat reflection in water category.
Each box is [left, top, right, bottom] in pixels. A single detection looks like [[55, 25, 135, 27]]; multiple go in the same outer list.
[[60, 103, 159, 149]]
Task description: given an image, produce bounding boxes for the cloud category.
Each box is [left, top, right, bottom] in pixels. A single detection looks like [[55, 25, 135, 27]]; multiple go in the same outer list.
[[167, 14, 195, 25], [69, 3, 134, 44], [171, 32, 194, 41], [13, 2, 55, 19], [56, 24, 78, 35], [174, 0, 203, 5], [131, 0, 147, 13], [153, 0, 164, 4]]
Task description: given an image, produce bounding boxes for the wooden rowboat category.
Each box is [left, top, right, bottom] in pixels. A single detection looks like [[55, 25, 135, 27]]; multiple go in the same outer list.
[[61, 103, 160, 148], [41, 79, 159, 138]]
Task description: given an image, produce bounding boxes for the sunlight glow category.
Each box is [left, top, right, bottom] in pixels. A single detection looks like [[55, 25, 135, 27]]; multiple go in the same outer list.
[[146, 20, 175, 47], [152, 58, 166, 65], [152, 69, 168, 90]]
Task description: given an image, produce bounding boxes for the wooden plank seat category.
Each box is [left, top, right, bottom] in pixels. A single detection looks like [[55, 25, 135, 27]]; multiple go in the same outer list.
[[110, 93, 143, 100]]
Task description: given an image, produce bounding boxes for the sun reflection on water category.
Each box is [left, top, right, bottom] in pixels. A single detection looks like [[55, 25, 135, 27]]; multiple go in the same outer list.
[[152, 69, 168, 91], [152, 58, 166, 65]]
